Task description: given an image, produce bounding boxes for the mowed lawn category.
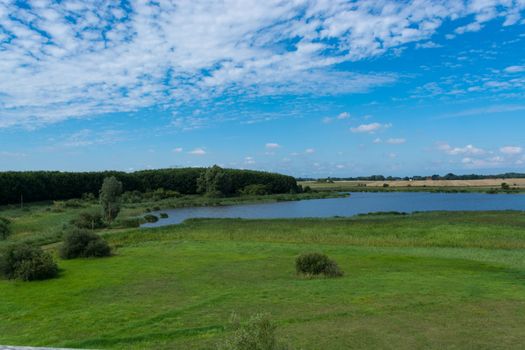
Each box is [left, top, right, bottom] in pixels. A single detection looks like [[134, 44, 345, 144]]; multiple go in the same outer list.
[[1, 212, 525, 349]]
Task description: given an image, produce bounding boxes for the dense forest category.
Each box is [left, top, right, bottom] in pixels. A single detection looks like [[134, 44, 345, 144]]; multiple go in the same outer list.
[[0, 168, 298, 205], [298, 173, 525, 182]]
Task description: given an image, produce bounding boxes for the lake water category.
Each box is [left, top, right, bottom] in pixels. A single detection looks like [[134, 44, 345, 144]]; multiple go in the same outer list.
[[141, 192, 525, 228]]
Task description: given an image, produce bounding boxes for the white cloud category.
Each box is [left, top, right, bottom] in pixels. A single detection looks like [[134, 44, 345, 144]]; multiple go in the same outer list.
[[265, 143, 280, 149], [173, 147, 183, 153], [305, 148, 315, 154], [337, 112, 350, 120], [373, 138, 382, 144], [386, 138, 406, 145], [500, 146, 523, 155], [61, 129, 123, 148], [189, 148, 206, 156], [244, 156, 256, 164], [455, 22, 482, 34], [504, 65, 525, 73], [0, 1, 523, 128], [438, 143, 485, 155], [351, 123, 391, 133], [416, 41, 443, 49]]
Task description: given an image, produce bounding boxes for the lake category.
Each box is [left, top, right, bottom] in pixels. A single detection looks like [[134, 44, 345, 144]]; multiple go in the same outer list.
[[141, 192, 525, 227]]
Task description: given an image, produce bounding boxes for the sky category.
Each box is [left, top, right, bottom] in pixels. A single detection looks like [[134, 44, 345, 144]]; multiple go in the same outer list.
[[0, 0, 525, 177]]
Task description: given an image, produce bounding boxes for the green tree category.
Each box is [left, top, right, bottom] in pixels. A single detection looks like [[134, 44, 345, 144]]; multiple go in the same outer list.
[[99, 176, 123, 222], [197, 165, 232, 197]]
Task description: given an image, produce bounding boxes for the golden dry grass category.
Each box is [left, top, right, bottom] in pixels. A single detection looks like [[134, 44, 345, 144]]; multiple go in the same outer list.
[[302, 178, 525, 188]]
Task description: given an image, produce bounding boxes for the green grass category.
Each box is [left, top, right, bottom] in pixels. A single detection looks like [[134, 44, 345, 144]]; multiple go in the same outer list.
[[1, 211, 525, 349]]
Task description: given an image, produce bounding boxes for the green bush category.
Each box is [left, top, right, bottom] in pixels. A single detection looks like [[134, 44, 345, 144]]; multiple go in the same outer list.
[[295, 252, 343, 278], [70, 211, 106, 229], [0, 244, 58, 281], [113, 217, 141, 228], [240, 184, 269, 196], [218, 313, 290, 350], [144, 214, 159, 223], [0, 217, 11, 240], [60, 229, 111, 259], [159, 213, 169, 219]]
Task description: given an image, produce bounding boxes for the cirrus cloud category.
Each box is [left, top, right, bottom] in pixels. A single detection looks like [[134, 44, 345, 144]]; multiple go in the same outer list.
[[1, 1, 524, 129]]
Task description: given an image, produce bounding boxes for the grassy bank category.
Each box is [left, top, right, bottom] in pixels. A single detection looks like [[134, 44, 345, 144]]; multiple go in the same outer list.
[[1, 211, 525, 349], [0, 191, 345, 248]]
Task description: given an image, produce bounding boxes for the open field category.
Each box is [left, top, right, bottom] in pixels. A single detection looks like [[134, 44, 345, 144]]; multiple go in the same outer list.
[[1, 211, 525, 349], [300, 178, 525, 193]]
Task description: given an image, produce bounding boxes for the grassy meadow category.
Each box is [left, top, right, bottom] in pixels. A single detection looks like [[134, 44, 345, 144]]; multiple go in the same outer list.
[[1, 208, 525, 349]]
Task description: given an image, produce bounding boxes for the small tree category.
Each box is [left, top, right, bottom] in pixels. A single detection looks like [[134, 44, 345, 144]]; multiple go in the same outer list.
[[197, 165, 232, 197], [99, 176, 123, 222], [501, 182, 510, 190]]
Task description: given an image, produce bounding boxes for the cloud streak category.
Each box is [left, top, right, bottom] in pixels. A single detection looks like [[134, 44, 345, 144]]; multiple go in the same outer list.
[[0, 1, 524, 128]]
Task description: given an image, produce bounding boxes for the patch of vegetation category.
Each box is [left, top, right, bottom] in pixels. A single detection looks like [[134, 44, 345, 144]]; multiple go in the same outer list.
[[59, 229, 111, 259], [70, 210, 106, 230], [295, 252, 343, 278], [143, 214, 159, 223], [218, 313, 290, 350], [0, 243, 58, 281], [197, 165, 233, 197], [0, 217, 11, 240], [240, 184, 270, 196], [159, 213, 169, 219], [358, 211, 408, 217]]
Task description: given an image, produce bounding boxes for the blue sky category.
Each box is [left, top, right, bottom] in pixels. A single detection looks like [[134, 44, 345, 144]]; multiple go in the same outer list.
[[0, 1, 524, 177]]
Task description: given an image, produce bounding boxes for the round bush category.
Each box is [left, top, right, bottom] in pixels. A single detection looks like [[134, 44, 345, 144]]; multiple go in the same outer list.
[[144, 214, 159, 223], [159, 213, 169, 219], [70, 211, 106, 229], [0, 217, 11, 240], [295, 252, 343, 278], [0, 244, 58, 281], [60, 229, 111, 259]]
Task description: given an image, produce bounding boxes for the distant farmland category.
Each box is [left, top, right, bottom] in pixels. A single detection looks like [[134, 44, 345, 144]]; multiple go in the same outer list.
[[301, 178, 525, 191]]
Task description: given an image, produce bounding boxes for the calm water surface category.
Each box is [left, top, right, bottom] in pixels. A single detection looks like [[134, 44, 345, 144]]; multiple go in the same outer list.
[[142, 192, 525, 227]]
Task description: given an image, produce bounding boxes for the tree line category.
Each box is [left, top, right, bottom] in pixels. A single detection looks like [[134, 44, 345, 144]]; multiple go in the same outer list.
[[299, 172, 525, 182], [0, 167, 298, 205]]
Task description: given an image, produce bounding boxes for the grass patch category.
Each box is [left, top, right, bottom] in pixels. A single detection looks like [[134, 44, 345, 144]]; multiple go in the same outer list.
[[0, 211, 525, 348]]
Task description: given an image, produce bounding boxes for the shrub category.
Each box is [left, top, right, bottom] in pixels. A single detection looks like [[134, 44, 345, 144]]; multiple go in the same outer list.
[[159, 213, 169, 219], [218, 313, 290, 350], [144, 214, 159, 223], [0, 217, 11, 240], [60, 228, 111, 259], [295, 252, 343, 278], [70, 211, 106, 230], [0, 244, 58, 281], [113, 217, 141, 228], [240, 184, 269, 196]]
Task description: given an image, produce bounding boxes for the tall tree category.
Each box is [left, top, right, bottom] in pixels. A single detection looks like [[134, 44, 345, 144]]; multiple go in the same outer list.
[[197, 165, 232, 197], [99, 176, 123, 222]]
